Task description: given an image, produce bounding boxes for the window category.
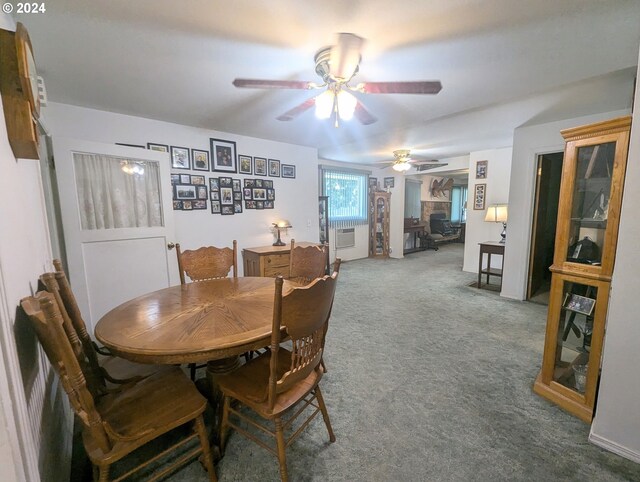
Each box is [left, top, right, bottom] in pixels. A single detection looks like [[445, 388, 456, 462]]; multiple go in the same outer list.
[[320, 167, 369, 228], [404, 179, 422, 219], [451, 185, 468, 224]]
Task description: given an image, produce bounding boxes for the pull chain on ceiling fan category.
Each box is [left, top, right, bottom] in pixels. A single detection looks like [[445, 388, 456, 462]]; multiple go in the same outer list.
[[232, 33, 442, 127]]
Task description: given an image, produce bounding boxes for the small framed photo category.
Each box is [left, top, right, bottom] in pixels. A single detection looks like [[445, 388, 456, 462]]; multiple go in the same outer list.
[[476, 160, 488, 179], [233, 191, 242, 201], [264, 200, 274, 209], [255, 179, 263, 188], [196, 185, 208, 200], [191, 175, 205, 185], [245, 200, 256, 209], [209, 177, 219, 191], [210, 138, 237, 173], [221, 205, 235, 215], [147, 142, 169, 152], [171, 146, 190, 170], [219, 177, 233, 188], [175, 184, 197, 200], [233, 201, 243, 214], [281, 164, 296, 178], [170, 174, 180, 185], [384, 177, 395, 188], [244, 179, 255, 188], [182, 201, 193, 211], [180, 174, 191, 184], [254, 157, 267, 176], [211, 201, 221, 214], [239, 155, 253, 175], [253, 188, 267, 201], [267, 189, 275, 201], [220, 187, 234, 205], [232, 179, 241, 192], [369, 177, 378, 187], [243, 188, 252, 200], [210, 190, 220, 201], [192, 149, 210, 171], [173, 200, 183, 210], [193, 200, 207, 210], [473, 183, 486, 210], [264, 180, 273, 189], [256, 201, 264, 210], [562, 293, 596, 316], [268, 159, 281, 177]]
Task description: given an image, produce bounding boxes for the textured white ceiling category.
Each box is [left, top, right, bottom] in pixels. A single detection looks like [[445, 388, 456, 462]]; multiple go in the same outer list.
[[15, 0, 640, 165]]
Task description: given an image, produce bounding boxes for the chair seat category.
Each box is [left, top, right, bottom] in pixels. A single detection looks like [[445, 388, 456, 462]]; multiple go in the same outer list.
[[217, 349, 321, 418], [84, 366, 207, 465], [99, 353, 161, 383]]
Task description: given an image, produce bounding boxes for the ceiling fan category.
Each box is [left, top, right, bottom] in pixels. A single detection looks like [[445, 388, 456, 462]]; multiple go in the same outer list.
[[377, 149, 448, 172], [232, 33, 442, 126]]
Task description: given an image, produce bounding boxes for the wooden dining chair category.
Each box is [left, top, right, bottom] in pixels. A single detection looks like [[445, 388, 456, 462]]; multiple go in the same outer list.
[[21, 291, 217, 482], [42, 260, 159, 385], [319, 258, 341, 373], [288, 239, 329, 285], [217, 270, 339, 482], [176, 240, 238, 284], [176, 241, 238, 378]]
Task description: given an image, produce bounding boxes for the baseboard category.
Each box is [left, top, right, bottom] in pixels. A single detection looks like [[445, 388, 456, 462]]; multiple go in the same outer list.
[[589, 432, 640, 464]]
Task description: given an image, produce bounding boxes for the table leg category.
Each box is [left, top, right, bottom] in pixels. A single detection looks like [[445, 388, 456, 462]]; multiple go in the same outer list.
[[477, 250, 483, 288], [194, 356, 241, 460], [486, 253, 492, 285]]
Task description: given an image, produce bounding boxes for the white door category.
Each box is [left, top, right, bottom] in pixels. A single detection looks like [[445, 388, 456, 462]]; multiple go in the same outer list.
[[53, 138, 179, 334]]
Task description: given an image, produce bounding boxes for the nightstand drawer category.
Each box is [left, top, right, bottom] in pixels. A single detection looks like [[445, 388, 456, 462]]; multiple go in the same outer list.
[[265, 254, 289, 268], [264, 265, 289, 277]]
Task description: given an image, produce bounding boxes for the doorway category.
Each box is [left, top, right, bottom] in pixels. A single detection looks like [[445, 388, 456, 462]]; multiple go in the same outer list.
[[527, 152, 564, 303]]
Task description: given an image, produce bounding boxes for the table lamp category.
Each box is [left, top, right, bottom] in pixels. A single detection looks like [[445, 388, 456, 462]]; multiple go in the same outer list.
[[484, 204, 508, 243], [272, 220, 292, 246]]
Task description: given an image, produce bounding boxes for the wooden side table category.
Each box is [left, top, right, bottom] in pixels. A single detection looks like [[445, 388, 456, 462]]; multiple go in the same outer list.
[[242, 242, 319, 277], [478, 241, 505, 289]]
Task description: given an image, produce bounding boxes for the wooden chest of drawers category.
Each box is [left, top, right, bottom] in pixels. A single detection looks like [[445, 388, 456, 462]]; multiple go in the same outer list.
[[242, 242, 319, 277]]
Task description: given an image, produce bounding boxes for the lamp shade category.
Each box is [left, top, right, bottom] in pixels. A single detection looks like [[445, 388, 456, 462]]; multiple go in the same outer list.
[[274, 220, 292, 228], [392, 162, 411, 172], [484, 204, 508, 223]]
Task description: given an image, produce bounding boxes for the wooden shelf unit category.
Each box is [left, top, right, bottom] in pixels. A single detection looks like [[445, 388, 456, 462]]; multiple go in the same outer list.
[[533, 116, 631, 422]]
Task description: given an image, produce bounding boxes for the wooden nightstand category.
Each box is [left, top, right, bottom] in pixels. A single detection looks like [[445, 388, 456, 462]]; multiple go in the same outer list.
[[242, 242, 320, 277]]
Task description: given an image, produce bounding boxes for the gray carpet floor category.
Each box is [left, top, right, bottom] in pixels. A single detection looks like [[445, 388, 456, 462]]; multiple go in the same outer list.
[[78, 244, 640, 481]]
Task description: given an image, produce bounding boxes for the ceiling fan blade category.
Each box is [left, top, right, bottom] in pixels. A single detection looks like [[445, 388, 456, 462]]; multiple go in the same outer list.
[[360, 81, 442, 95], [354, 101, 377, 125], [276, 97, 316, 121], [232, 78, 315, 90], [330, 33, 364, 81], [415, 162, 449, 172]]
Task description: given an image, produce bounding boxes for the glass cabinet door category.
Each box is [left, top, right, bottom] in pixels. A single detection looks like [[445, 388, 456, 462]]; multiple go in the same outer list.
[[565, 141, 615, 268], [375, 197, 385, 255]]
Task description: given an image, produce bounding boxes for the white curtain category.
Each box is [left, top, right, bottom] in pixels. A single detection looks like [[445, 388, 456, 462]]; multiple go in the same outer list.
[[73, 153, 163, 230]]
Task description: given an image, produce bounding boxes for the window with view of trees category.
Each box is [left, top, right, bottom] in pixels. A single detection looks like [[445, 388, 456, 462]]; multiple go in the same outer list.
[[320, 167, 369, 229]]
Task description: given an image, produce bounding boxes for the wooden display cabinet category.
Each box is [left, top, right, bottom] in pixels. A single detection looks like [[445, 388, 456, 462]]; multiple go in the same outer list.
[[369, 191, 390, 258], [534, 116, 631, 422]]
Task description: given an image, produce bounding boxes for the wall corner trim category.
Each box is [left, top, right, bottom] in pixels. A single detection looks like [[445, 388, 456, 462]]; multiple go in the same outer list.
[[589, 432, 640, 464]]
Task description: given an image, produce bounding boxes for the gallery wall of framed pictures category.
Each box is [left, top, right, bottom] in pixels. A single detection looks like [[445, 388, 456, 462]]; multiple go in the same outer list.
[[133, 138, 296, 215]]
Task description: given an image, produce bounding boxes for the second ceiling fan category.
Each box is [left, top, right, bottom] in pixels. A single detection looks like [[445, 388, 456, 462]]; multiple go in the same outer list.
[[232, 33, 442, 126]]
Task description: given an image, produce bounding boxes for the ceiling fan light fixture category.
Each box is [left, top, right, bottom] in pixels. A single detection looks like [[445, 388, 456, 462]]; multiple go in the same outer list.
[[336, 90, 357, 120], [392, 162, 412, 172], [315, 90, 334, 119]]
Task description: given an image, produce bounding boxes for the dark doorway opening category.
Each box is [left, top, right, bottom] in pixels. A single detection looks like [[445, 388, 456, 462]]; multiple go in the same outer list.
[[527, 152, 564, 303]]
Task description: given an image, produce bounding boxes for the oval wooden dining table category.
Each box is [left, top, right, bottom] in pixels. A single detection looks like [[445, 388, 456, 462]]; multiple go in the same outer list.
[[95, 276, 297, 455]]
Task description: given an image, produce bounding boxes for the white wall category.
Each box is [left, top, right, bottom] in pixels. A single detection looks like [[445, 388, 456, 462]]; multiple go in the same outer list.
[[44, 103, 320, 273], [462, 147, 513, 274], [0, 14, 68, 480], [501, 108, 630, 300], [590, 57, 640, 463]]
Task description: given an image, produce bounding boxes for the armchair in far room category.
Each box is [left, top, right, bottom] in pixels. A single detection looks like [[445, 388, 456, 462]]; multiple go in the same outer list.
[[429, 212, 461, 245]]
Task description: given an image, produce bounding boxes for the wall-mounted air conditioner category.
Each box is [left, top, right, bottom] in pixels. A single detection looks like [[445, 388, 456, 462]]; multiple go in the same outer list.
[[335, 228, 355, 248]]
